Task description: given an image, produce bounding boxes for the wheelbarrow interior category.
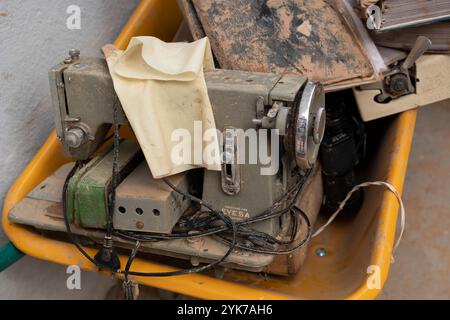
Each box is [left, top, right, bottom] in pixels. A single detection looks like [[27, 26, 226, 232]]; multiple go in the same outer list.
[[2, 0, 416, 300]]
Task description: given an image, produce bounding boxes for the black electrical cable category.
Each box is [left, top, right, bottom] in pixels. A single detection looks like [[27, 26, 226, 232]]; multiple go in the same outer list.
[[124, 241, 141, 282], [62, 159, 238, 277], [63, 163, 311, 276], [161, 169, 312, 252], [62, 96, 313, 276], [91, 95, 121, 271], [123, 241, 140, 300], [113, 164, 240, 276], [62, 98, 240, 277], [112, 187, 312, 256], [114, 225, 227, 241], [122, 179, 238, 277], [106, 96, 120, 237], [123, 224, 237, 277], [114, 204, 294, 242], [113, 168, 312, 244], [215, 207, 312, 255], [62, 161, 99, 267]]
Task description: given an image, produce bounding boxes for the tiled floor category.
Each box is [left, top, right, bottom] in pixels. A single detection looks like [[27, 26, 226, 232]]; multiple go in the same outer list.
[[0, 102, 449, 300]]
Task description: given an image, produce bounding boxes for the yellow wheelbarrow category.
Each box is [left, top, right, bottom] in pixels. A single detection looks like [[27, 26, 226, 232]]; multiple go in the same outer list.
[[1, 0, 416, 300]]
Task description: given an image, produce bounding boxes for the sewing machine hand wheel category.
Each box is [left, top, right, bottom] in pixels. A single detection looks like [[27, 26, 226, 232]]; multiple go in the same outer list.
[[293, 81, 326, 170]]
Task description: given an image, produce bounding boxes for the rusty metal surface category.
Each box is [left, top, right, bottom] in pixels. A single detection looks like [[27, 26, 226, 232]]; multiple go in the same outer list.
[[181, 0, 384, 90]]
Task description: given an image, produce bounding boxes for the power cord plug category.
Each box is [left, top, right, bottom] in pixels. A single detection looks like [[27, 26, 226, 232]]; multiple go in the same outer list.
[[94, 235, 120, 271]]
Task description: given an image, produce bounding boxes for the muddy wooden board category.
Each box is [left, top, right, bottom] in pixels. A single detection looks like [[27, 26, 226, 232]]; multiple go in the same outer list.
[[178, 0, 385, 91]]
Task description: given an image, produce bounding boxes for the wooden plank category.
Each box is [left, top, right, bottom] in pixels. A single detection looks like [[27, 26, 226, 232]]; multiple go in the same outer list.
[[372, 22, 450, 53], [377, 46, 407, 66], [176, 0, 205, 40], [379, 0, 450, 31], [355, 0, 450, 32]]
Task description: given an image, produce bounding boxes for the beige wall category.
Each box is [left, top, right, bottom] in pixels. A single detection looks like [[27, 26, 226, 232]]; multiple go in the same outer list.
[[0, 0, 140, 243]]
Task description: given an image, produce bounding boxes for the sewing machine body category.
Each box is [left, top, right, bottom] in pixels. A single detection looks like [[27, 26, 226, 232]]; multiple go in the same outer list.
[[49, 56, 324, 237], [7, 55, 326, 274]]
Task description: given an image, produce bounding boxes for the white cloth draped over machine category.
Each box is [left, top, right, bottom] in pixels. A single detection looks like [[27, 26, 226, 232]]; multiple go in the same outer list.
[[103, 36, 221, 178]]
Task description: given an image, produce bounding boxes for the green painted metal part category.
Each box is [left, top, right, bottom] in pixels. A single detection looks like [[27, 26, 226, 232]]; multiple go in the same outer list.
[[0, 242, 24, 272], [67, 155, 103, 225], [67, 140, 142, 228]]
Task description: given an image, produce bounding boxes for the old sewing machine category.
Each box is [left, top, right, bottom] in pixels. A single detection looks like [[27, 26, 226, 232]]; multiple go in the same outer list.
[[8, 51, 326, 276]]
